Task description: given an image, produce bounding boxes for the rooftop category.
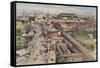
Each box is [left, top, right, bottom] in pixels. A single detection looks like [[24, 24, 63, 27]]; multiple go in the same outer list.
[[58, 13, 77, 17]]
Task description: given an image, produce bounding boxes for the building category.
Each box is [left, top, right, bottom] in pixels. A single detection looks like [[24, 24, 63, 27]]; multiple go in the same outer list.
[[58, 13, 77, 17], [16, 16, 29, 23], [29, 16, 36, 23], [56, 22, 76, 31], [76, 20, 96, 31], [58, 13, 79, 22], [46, 31, 60, 39]]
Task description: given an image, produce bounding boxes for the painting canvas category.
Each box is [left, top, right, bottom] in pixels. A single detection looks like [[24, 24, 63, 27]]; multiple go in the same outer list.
[[11, 1, 98, 67]]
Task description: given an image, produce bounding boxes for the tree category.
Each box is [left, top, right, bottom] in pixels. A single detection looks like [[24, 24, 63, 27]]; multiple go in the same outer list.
[[90, 44, 95, 51]]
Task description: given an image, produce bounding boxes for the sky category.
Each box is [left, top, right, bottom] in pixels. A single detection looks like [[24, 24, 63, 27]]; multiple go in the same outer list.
[[16, 3, 96, 17]]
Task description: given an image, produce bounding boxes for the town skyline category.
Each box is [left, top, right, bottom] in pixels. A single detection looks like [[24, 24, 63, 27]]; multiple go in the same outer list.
[[16, 3, 96, 17]]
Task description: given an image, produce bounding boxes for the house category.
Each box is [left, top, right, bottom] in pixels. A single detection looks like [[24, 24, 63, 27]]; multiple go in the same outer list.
[[29, 16, 36, 23], [46, 31, 60, 39], [57, 22, 76, 31], [76, 19, 96, 31]]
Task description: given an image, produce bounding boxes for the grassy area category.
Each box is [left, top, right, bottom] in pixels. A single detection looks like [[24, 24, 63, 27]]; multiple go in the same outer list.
[[16, 21, 24, 29], [68, 29, 96, 39], [16, 21, 23, 51], [66, 29, 96, 51], [79, 39, 96, 51]]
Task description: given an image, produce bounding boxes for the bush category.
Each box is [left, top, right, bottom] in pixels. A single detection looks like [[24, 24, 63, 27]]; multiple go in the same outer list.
[[16, 45, 23, 51], [16, 28, 21, 36], [90, 44, 95, 51]]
